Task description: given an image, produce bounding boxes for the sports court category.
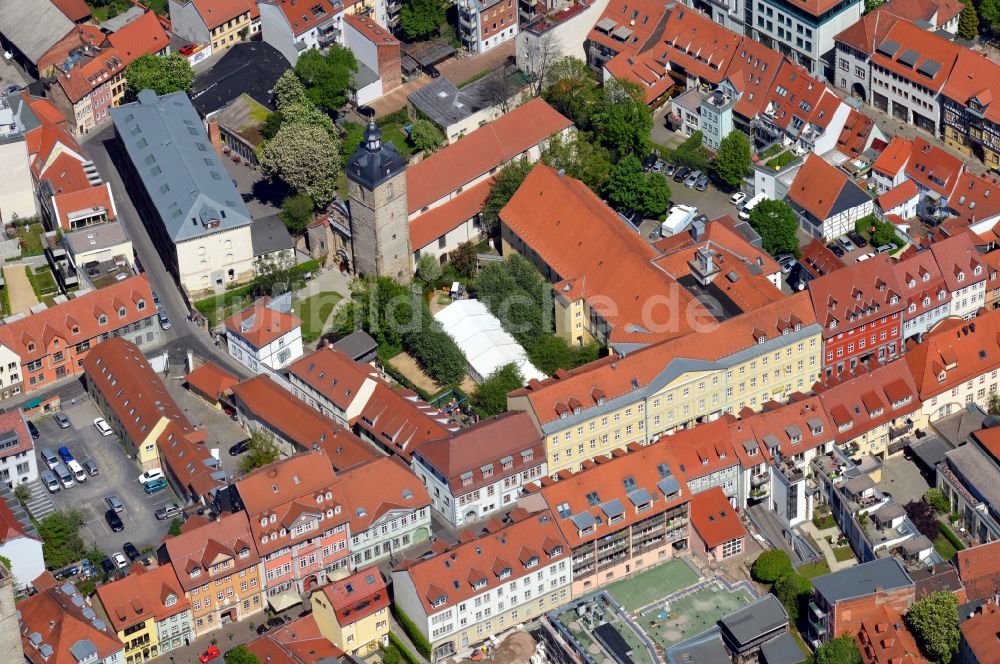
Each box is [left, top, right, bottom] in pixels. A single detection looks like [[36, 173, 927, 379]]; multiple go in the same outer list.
[[603, 558, 700, 611]]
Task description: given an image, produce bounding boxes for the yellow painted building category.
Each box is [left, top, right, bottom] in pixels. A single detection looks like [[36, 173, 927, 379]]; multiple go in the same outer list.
[[310, 567, 390, 656], [169, 0, 251, 53], [508, 295, 821, 475]]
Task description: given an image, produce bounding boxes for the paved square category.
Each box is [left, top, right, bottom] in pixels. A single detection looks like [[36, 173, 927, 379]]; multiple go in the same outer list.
[[604, 559, 700, 611]]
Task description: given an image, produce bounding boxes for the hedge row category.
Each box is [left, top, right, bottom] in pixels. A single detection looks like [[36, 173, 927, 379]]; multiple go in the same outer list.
[[387, 632, 422, 664], [938, 522, 966, 551], [393, 606, 431, 658]]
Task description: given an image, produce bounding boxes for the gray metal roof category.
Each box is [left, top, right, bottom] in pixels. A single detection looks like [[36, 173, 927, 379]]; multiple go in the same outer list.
[[408, 77, 489, 128], [811, 557, 913, 603], [110, 90, 252, 244], [0, 0, 74, 63], [346, 122, 406, 191], [719, 595, 787, 646], [331, 330, 377, 360], [250, 214, 293, 257], [64, 221, 130, 255], [945, 443, 1000, 510], [353, 61, 379, 90], [99, 6, 145, 32], [760, 633, 807, 664], [69, 639, 98, 662], [665, 628, 730, 664], [909, 435, 953, 470], [4, 93, 40, 134]]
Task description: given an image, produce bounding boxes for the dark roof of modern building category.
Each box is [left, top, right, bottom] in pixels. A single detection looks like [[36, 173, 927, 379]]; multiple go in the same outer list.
[[191, 41, 289, 115], [664, 628, 730, 664], [110, 90, 252, 242], [346, 122, 407, 191], [250, 214, 294, 256], [330, 330, 377, 361], [908, 435, 954, 471], [718, 595, 788, 647], [811, 557, 913, 603], [760, 633, 807, 664], [408, 76, 497, 128]]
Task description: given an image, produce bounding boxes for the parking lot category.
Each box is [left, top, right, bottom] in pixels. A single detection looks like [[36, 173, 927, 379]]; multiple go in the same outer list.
[[637, 172, 745, 240], [31, 400, 177, 562]]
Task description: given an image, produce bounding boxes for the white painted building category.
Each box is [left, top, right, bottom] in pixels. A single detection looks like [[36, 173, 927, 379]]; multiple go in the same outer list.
[[0, 492, 43, 591], [410, 412, 546, 527], [748, 0, 863, 78], [259, 0, 344, 64], [0, 137, 37, 224], [225, 295, 304, 375], [0, 411, 37, 490], [0, 346, 23, 401], [390, 512, 571, 661], [288, 346, 379, 428]]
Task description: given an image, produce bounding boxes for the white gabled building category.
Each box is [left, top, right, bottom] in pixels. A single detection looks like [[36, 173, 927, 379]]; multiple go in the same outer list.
[[259, 0, 345, 64], [288, 346, 379, 428], [0, 410, 37, 490], [391, 511, 571, 661], [410, 412, 546, 527], [225, 295, 304, 375]]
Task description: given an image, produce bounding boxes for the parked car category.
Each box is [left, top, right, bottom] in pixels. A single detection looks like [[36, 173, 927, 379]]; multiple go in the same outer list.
[[138, 468, 164, 484], [143, 478, 168, 494], [41, 469, 60, 493], [151, 290, 161, 311], [157, 312, 171, 330], [41, 448, 59, 470], [27, 421, 39, 439], [200, 645, 221, 663], [856, 252, 876, 262], [53, 463, 73, 489], [83, 459, 99, 476], [425, 65, 440, 78], [53, 413, 70, 429], [123, 542, 142, 561], [106, 494, 124, 513], [155, 503, 184, 520], [730, 192, 747, 206], [2, 84, 23, 95], [875, 244, 895, 254], [67, 459, 87, 483], [664, 163, 677, 177], [694, 174, 710, 191], [848, 231, 868, 248], [93, 418, 113, 436], [105, 510, 124, 532], [112, 552, 128, 569], [100, 557, 116, 575], [684, 170, 703, 188], [228, 439, 251, 456], [58, 446, 74, 463], [838, 236, 856, 252], [828, 243, 845, 257], [673, 166, 691, 183], [651, 159, 667, 173]]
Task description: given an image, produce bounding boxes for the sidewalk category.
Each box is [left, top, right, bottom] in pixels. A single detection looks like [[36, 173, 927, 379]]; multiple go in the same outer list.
[[798, 521, 856, 572]]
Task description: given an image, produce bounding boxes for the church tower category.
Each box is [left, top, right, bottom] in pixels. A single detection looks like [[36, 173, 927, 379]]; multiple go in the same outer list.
[[346, 121, 411, 282]]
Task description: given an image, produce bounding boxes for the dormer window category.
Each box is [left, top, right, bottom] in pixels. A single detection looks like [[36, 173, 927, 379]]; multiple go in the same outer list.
[[908, 303, 916, 313], [975, 265, 983, 275], [748, 447, 758, 456], [26, 342, 34, 353], [190, 568, 201, 578], [597, 397, 605, 406], [270, 514, 276, 523], [118, 307, 126, 318], [72, 326, 80, 335], [432, 595, 447, 608], [559, 411, 568, 419], [497, 568, 512, 580], [137, 300, 146, 311], [524, 556, 538, 569], [758, 335, 766, 344], [260, 518, 268, 527], [164, 594, 177, 607], [908, 279, 916, 288], [958, 272, 966, 282], [829, 320, 837, 330], [98, 314, 107, 325], [573, 406, 581, 415], [890, 296, 899, 305], [923, 297, 930, 306], [550, 546, 563, 557], [239, 548, 249, 558], [922, 272, 930, 282]]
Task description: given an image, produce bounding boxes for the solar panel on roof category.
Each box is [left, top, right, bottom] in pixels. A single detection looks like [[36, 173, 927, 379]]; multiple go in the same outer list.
[[876, 39, 900, 58], [898, 49, 920, 67]]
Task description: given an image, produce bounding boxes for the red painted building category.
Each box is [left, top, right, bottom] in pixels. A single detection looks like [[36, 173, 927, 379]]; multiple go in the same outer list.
[[807, 254, 904, 376]]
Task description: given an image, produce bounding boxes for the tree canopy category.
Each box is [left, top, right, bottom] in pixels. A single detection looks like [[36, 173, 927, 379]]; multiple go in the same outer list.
[[258, 122, 342, 206], [280, 194, 314, 234], [125, 53, 193, 97], [773, 571, 812, 621], [473, 364, 524, 417], [294, 46, 357, 112], [39, 510, 88, 569], [225, 645, 261, 664], [813, 635, 862, 664], [541, 132, 613, 190], [408, 119, 445, 153], [592, 80, 651, 158], [416, 254, 443, 284], [603, 155, 671, 219], [450, 241, 479, 278], [751, 549, 793, 584], [904, 499, 939, 540], [958, 1, 980, 40], [671, 131, 711, 172], [399, 0, 447, 40], [713, 131, 752, 189], [239, 430, 281, 474], [906, 591, 960, 664], [480, 160, 535, 236], [748, 199, 800, 256]]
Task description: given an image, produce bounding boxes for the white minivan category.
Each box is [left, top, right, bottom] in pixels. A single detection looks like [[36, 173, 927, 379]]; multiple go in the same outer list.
[[67, 459, 87, 483]]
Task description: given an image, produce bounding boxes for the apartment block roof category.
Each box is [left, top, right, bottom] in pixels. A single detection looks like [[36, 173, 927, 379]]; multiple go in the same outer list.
[[836, 109, 876, 159], [814, 360, 920, 444], [893, 247, 950, 319], [959, 601, 1000, 664], [877, 179, 919, 212], [905, 137, 964, 198], [905, 309, 1000, 399], [355, 382, 455, 460], [0, 0, 74, 64], [955, 540, 1000, 601], [718, 595, 788, 650], [94, 564, 189, 633], [51, 0, 92, 21], [654, 6, 741, 86], [316, 566, 388, 627], [587, 0, 672, 60], [806, 253, 904, 338], [509, 292, 818, 432], [19, 573, 123, 664], [336, 456, 430, 533], [51, 182, 117, 230], [106, 11, 169, 63], [393, 511, 570, 615], [110, 90, 252, 243], [246, 614, 344, 663], [0, 275, 154, 364], [855, 604, 927, 664], [412, 412, 543, 496], [224, 296, 302, 349], [942, 172, 1000, 230], [834, 8, 902, 55], [660, 417, 740, 482], [811, 557, 913, 604], [230, 375, 376, 470], [526, 440, 689, 548], [406, 98, 572, 214], [288, 346, 376, 414], [943, 48, 1000, 124], [926, 230, 984, 292], [690, 486, 745, 549], [737, 396, 833, 463], [872, 136, 911, 180], [881, 0, 963, 26], [871, 19, 960, 93], [344, 13, 399, 46], [410, 178, 493, 252], [788, 154, 871, 222], [162, 511, 260, 591], [0, 409, 34, 462]]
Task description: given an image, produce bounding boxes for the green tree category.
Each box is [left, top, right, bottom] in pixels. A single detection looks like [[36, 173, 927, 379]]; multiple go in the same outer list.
[[672, 131, 711, 172], [593, 80, 651, 157], [336, 276, 416, 357], [262, 111, 284, 140], [982, 0, 1000, 33], [259, 122, 342, 206], [399, 0, 448, 40], [473, 364, 524, 417], [294, 46, 357, 112], [870, 218, 902, 248], [988, 389, 1000, 415], [239, 430, 281, 474], [773, 571, 812, 622], [381, 647, 402, 664], [864, 0, 883, 12], [906, 591, 960, 664], [639, 172, 671, 218], [925, 488, 950, 514], [125, 53, 193, 97], [713, 131, 752, 189], [280, 194, 315, 234], [481, 160, 535, 236], [748, 199, 800, 256], [404, 315, 467, 384], [958, 1, 981, 40], [604, 155, 644, 212], [541, 132, 613, 190], [543, 57, 602, 130], [751, 550, 793, 583], [39, 510, 87, 569], [253, 251, 296, 298], [814, 635, 862, 664], [417, 254, 443, 284], [274, 70, 312, 113], [450, 241, 479, 278], [341, 121, 366, 164], [168, 518, 183, 537], [13, 483, 30, 505], [408, 119, 445, 153], [225, 645, 261, 664]]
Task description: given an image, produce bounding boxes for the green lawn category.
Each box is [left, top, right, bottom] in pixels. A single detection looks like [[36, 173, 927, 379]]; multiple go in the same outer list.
[[458, 69, 492, 88], [11, 223, 45, 256], [378, 122, 415, 156], [294, 292, 342, 342], [642, 583, 753, 648], [832, 545, 854, 562], [934, 534, 957, 560], [796, 559, 831, 579], [757, 144, 783, 160], [812, 513, 835, 530], [765, 151, 796, 170], [604, 559, 700, 611]]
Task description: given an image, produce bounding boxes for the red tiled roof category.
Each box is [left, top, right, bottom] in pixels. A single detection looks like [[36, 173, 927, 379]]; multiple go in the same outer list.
[[106, 11, 169, 65], [225, 297, 302, 348], [162, 511, 260, 591], [19, 577, 123, 664], [927, 230, 983, 292], [156, 420, 219, 498], [315, 566, 388, 626], [806, 253, 904, 339], [690, 486, 745, 549], [0, 410, 34, 465], [855, 604, 927, 664], [343, 13, 398, 45], [406, 98, 572, 214], [336, 456, 430, 534], [872, 136, 911, 179], [410, 178, 492, 251], [50, 0, 92, 21], [739, 396, 833, 463], [265, 0, 340, 37], [586, 0, 673, 61], [941, 172, 1000, 231], [655, 7, 741, 86], [51, 182, 117, 230], [905, 137, 964, 197], [882, 0, 963, 24], [957, 541, 1000, 601], [960, 601, 1000, 664], [799, 238, 847, 277], [878, 179, 919, 213], [893, 249, 950, 319], [356, 382, 454, 460], [814, 360, 920, 444], [788, 154, 857, 221], [94, 564, 190, 632], [246, 614, 345, 663], [0, 495, 32, 546], [288, 346, 376, 413], [0, 275, 154, 364], [184, 362, 238, 401], [834, 9, 902, 55], [394, 511, 570, 615], [837, 110, 876, 159], [190, 0, 252, 29], [871, 19, 960, 93], [905, 305, 1000, 399]]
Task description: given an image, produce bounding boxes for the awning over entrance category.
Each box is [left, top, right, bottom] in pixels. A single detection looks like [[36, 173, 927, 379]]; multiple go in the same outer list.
[[266, 588, 301, 612]]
